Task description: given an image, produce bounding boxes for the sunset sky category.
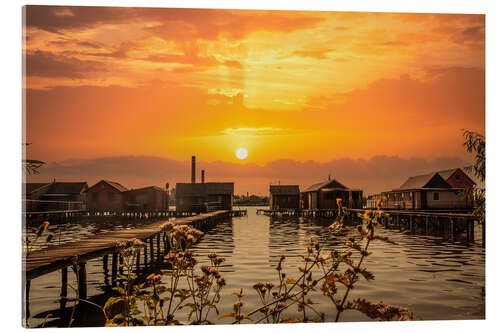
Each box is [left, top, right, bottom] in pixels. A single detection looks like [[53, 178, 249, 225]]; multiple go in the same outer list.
[[23, 6, 485, 194]]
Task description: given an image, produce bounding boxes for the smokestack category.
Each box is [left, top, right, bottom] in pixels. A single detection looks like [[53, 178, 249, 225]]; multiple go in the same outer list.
[[191, 156, 196, 183], [201, 170, 205, 183]]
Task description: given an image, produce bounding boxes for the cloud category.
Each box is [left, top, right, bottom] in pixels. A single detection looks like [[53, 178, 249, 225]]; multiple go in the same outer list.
[[25, 49, 108, 78], [25, 6, 324, 40], [27, 154, 470, 195], [222, 127, 286, 136], [293, 48, 335, 59]]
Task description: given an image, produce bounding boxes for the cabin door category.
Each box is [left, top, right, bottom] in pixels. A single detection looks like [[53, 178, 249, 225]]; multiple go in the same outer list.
[[311, 192, 318, 209]]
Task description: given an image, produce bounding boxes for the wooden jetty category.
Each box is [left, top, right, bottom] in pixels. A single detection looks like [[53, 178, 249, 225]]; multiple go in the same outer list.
[[346, 208, 481, 244], [23, 209, 210, 225], [22, 209, 247, 322], [257, 208, 337, 218], [257, 207, 482, 245]]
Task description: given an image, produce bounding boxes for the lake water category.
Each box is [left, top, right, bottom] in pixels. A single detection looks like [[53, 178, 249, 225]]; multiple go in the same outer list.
[[24, 206, 485, 327]]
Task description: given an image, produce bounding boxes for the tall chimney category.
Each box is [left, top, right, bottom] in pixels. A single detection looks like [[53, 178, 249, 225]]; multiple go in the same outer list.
[[201, 170, 205, 183], [191, 156, 196, 183]]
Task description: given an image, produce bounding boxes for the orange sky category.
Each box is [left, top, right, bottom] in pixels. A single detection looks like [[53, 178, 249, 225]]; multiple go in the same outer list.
[[23, 6, 485, 193]]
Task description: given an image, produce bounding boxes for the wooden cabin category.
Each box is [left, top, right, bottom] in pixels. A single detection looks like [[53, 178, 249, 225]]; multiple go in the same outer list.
[[23, 183, 51, 212], [124, 186, 168, 211], [23, 182, 88, 211], [382, 172, 471, 210], [301, 179, 363, 209], [176, 182, 234, 213], [86, 180, 128, 213], [269, 185, 300, 210]]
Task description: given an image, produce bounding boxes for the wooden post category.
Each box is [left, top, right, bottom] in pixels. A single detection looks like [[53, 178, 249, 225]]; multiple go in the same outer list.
[[111, 253, 118, 286], [450, 218, 454, 240], [470, 219, 475, 242], [409, 215, 413, 233], [144, 241, 148, 266], [74, 262, 87, 300]]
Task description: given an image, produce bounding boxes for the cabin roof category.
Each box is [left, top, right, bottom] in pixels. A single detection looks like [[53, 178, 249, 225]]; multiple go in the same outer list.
[[23, 183, 50, 195], [303, 179, 348, 192], [88, 180, 129, 192], [46, 182, 88, 194], [103, 180, 128, 192], [270, 185, 300, 195], [399, 173, 451, 189], [127, 185, 165, 193]]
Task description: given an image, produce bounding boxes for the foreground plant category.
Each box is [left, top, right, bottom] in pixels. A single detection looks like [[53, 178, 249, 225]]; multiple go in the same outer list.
[[239, 199, 414, 323], [24, 221, 54, 255], [103, 224, 226, 326]]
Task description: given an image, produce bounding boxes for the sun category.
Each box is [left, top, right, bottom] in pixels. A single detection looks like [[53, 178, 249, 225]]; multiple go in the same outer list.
[[235, 147, 248, 160]]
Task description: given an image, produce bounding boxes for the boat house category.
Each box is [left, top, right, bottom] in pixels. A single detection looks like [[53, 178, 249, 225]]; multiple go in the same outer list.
[[124, 186, 169, 211], [269, 185, 300, 210], [381, 171, 471, 210], [86, 180, 129, 212], [301, 178, 363, 209], [23, 181, 88, 211]]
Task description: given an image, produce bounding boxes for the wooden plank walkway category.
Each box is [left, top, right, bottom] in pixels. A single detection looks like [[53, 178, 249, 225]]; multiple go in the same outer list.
[[23, 210, 237, 281]]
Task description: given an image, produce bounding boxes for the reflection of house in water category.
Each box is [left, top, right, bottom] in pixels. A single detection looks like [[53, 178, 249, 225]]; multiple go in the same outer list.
[[379, 168, 475, 210], [124, 186, 169, 211], [269, 185, 300, 210], [175, 156, 234, 213], [301, 178, 363, 209], [23, 181, 88, 211]]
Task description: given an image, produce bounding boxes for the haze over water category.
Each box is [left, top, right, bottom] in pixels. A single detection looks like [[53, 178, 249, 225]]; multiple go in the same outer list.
[[25, 207, 484, 327]]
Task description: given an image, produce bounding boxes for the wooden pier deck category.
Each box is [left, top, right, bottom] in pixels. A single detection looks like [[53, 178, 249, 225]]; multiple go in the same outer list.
[[24, 210, 245, 281]]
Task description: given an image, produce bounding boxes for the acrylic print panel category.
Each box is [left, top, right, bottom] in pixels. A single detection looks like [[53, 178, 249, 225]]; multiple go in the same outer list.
[[22, 5, 485, 328]]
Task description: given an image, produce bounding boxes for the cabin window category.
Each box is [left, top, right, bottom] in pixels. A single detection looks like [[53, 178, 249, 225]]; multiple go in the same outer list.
[[108, 192, 115, 201], [433, 192, 440, 201], [455, 174, 461, 181]]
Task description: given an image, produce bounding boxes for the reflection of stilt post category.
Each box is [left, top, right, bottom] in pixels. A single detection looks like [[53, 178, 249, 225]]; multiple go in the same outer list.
[[425, 216, 429, 235], [24, 280, 31, 322], [136, 247, 141, 272], [149, 237, 154, 264], [156, 234, 160, 260], [409, 215, 413, 233], [103, 255, 109, 285], [60, 266, 68, 313], [111, 253, 118, 286], [119, 253, 124, 274], [472, 219, 475, 242], [482, 220, 485, 248]]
